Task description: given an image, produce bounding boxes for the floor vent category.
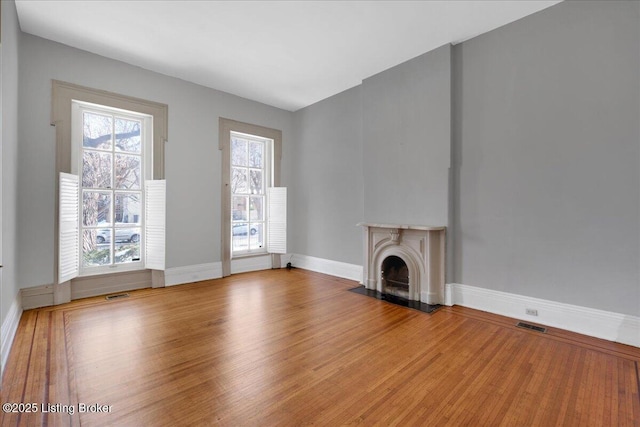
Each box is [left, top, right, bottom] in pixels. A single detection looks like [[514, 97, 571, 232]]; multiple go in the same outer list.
[[106, 293, 130, 301], [516, 322, 547, 333]]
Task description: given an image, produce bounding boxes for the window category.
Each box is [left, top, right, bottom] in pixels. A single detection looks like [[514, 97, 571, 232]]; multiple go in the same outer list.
[[72, 101, 152, 275], [230, 131, 271, 255], [219, 118, 285, 276], [53, 80, 167, 303]]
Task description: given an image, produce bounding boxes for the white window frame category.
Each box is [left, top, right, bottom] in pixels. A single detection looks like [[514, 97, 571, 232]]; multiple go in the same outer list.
[[71, 101, 153, 276], [230, 130, 273, 257]]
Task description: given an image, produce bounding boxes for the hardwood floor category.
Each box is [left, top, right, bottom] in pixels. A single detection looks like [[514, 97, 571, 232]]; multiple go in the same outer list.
[[1, 269, 639, 426]]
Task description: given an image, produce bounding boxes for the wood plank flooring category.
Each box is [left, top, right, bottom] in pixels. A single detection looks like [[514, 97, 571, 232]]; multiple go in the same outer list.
[[1, 269, 639, 426]]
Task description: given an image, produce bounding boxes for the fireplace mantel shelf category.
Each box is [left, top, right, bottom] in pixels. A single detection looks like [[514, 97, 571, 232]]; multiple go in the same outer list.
[[357, 222, 446, 231]]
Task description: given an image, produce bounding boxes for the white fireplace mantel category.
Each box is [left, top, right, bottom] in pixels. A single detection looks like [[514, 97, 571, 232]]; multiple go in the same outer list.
[[358, 223, 446, 304], [358, 223, 445, 231]]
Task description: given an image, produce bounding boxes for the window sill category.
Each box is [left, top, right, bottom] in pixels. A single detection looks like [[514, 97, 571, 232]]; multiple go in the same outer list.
[[231, 251, 269, 260], [78, 263, 146, 278]]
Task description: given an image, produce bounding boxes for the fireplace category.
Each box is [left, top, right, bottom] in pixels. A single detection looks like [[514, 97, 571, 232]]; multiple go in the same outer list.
[[359, 223, 445, 304]]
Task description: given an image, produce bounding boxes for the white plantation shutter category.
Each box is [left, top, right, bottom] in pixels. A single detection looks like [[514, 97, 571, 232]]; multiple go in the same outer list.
[[145, 180, 166, 270], [59, 173, 79, 283], [267, 187, 287, 254]]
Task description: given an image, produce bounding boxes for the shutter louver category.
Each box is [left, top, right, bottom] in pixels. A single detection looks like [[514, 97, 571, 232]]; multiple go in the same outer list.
[[267, 187, 287, 254], [59, 173, 79, 283], [145, 180, 166, 270]]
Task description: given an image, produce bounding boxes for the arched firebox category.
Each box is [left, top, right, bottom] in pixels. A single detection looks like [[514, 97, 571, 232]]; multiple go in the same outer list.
[[381, 255, 409, 298]]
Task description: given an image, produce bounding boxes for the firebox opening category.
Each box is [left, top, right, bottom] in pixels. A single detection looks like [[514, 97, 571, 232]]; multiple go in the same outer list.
[[381, 255, 409, 297]]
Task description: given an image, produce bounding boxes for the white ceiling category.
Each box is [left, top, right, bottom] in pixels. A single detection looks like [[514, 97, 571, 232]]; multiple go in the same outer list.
[[15, 0, 562, 111]]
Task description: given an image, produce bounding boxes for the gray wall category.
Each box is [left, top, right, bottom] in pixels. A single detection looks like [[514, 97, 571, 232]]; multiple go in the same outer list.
[[453, 0, 640, 316], [362, 45, 451, 226], [1, 0, 21, 328], [17, 33, 293, 289], [290, 86, 363, 265]]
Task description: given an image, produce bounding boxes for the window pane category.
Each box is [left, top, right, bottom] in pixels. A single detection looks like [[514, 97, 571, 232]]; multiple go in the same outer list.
[[114, 227, 141, 243], [83, 192, 111, 226], [231, 137, 248, 166], [114, 228, 141, 264], [249, 170, 263, 194], [83, 151, 112, 188], [83, 112, 112, 150], [115, 154, 141, 189], [115, 241, 141, 264], [232, 222, 249, 252], [232, 168, 248, 194], [115, 118, 141, 153], [249, 142, 263, 168], [232, 196, 247, 221], [96, 228, 111, 244], [249, 196, 263, 221], [115, 193, 141, 225], [83, 229, 111, 267], [249, 224, 264, 250]]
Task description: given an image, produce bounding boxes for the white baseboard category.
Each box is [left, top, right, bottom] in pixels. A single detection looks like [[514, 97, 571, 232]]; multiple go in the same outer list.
[[446, 283, 640, 348], [2, 291, 23, 376], [284, 254, 363, 283], [164, 255, 362, 286], [22, 284, 54, 310], [231, 255, 272, 275], [71, 270, 152, 300], [164, 262, 223, 286]]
